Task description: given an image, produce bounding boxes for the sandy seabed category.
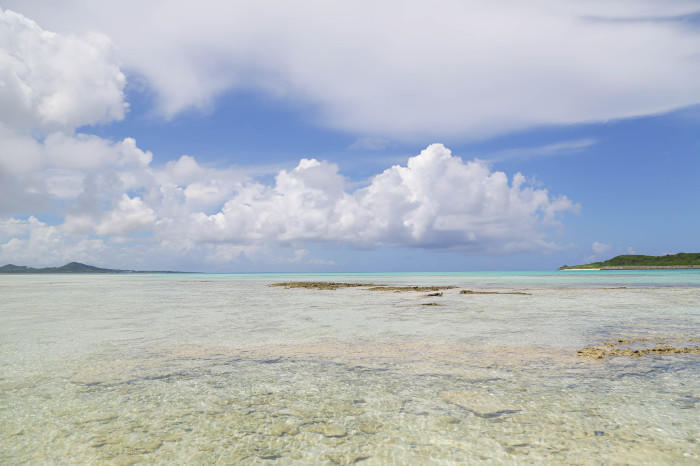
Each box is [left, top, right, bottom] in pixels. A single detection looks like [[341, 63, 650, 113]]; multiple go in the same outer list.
[[1, 273, 699, 463]]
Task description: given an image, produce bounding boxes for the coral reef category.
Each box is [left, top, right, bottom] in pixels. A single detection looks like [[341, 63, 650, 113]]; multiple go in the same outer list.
[[578, 338, 700, 359]]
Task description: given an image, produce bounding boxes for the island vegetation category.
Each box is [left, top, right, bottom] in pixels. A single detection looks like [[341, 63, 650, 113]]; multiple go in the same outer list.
[[559, 253, 700, 270], [0, 262, 181, 274]]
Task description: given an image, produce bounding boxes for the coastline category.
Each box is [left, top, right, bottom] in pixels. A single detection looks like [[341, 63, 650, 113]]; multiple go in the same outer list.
[[561, 265, 700, 271], [599, 265, 700, 270]]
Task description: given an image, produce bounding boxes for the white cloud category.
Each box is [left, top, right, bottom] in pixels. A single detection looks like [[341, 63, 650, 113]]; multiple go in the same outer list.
[[0, 124, 43, 175], [1, 143, 579, 267], [585, 241, 613, 262], [42, 134, 152, 171], [0, 216, 106, 266], [0, 9, 126, 134], [161, 155, 244, 212], [5, 2, 700, 139], [96, 194, 156, 236], [0, 9, 140, 217], [62, 214, 95, 234], [189, 144, 578, 253], [43, 169, 85, 199], [592, 241, 612, 256], [0, 131, 157, 216], [165, 155, 203, 186], [0, 128, 152, 178]]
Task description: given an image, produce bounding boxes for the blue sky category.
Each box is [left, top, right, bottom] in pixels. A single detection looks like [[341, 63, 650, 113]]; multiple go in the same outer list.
[[1, 2, 699, 271]]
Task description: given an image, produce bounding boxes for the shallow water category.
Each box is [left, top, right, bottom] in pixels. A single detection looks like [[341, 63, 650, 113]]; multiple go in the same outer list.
[[1, 272, 699, 464]]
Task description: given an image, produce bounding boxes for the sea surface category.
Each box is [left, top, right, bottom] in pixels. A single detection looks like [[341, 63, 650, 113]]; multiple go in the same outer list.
[[1, 270, 699, 464]]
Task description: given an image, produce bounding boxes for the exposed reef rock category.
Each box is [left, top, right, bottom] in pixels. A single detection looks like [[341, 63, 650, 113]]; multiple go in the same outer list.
[[460, 289, 530, 295], [271, 282, 534, 296], [366, 286, 456, 292], [578, 338, 700, 359], [269, 282, 456, 292], [269, 282, 377, 290]]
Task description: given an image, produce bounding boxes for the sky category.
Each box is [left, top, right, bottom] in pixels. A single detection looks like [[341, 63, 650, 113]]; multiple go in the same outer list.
[[0, 1, 698, 272]]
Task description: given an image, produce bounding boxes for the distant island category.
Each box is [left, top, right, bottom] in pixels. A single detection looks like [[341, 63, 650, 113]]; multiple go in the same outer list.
[[0, 262, 183, 274], [560, 253, 700, 270]]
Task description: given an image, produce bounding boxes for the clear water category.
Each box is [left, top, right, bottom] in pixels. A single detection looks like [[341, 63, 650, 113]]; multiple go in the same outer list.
[[1, 271, 699, 464]]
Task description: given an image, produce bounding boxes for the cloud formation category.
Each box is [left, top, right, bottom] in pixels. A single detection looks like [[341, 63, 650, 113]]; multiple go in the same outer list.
[[0, 8, 580, 269], [5, 1, 700, 139], [188, 143, 576, 253], [1, 139, 579, 267], [0, 9, 125, 134]]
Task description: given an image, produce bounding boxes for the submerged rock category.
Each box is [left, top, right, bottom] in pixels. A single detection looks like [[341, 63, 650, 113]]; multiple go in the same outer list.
[[325, 452, 370, 464], [308, 423, 347, 438], [438, 415, 461, 425], [439, 390, 518, 418], [269, 422, 298, 436], [126, 439, 162, 454], [256, 449, 283, 460], [358, 421, 382, 434], [111, 454, 141, 466]]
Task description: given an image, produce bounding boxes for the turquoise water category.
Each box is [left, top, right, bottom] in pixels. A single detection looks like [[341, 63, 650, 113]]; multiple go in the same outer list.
[[1, 271, 699, 463], [189, 269, 700, 287]]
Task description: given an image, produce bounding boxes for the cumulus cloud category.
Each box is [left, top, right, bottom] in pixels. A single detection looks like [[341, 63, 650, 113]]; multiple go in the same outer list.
[[0, 130, 156, 215], [1, 143, 579, 266], [0, 9, 136, 217], [0, 9, 126, 134], [0, 216, 107, 266], [160, 155, 244, 212], [96, 195, 156, 236], [189, 144, 577, 253], [5, 1, 700, 139]]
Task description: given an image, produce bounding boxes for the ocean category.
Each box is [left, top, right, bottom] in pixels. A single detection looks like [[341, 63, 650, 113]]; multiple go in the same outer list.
[[1, 271, 699, 463]]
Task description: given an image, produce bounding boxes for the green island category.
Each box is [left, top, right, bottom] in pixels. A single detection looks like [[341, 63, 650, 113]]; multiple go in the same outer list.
[[0, 262, 182, 274], [559, 253, 700, 270]]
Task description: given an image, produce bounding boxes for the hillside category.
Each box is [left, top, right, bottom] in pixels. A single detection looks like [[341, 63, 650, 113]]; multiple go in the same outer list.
[[0, 262, 181, 274], [560, 253, 700, 270]]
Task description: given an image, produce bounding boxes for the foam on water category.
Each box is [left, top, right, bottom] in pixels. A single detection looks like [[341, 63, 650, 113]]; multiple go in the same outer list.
[[1, 272, 699, 463]]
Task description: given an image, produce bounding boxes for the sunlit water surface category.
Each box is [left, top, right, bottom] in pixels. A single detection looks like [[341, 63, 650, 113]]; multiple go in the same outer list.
[[1, 271, 699, 464]]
